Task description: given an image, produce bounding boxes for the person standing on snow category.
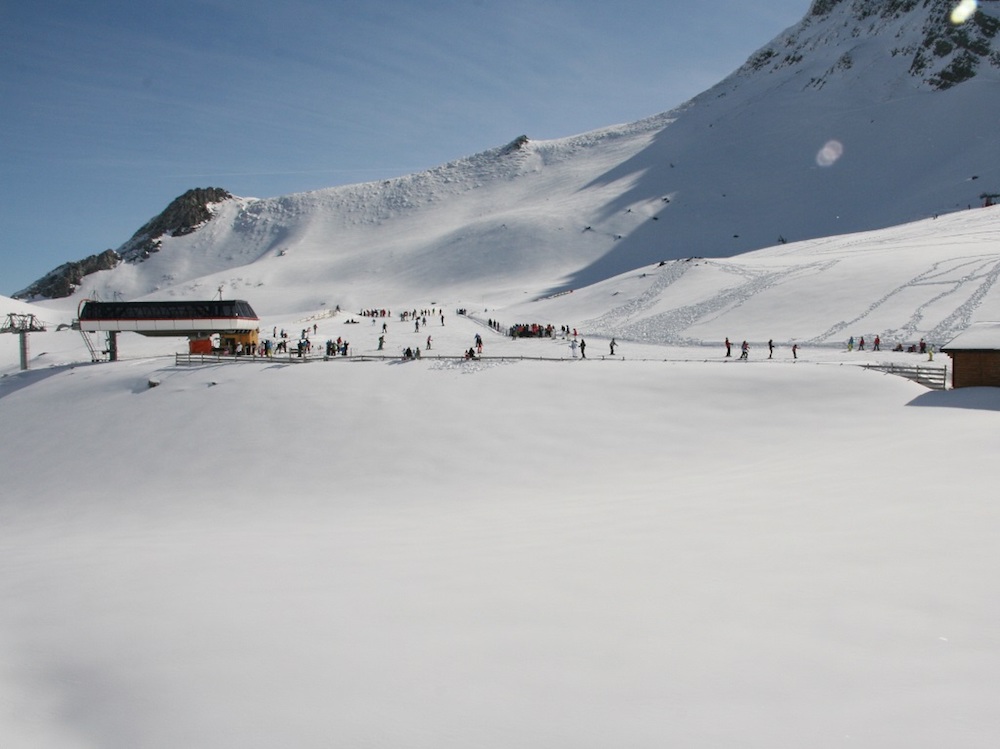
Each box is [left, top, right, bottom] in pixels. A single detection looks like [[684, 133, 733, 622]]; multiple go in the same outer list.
[[725, 337, 732, 357], [580, 338, 587, 359], [610, 338, 617, 356], [768, 339, 774, 359], [740, 340, 749, 360]]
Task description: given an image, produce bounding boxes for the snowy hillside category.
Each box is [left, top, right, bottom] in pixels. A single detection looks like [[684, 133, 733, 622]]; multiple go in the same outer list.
[[4, 4, 1000, 746], [3, 237, 1000, 748], [16, 1, 1000, 308], [6, 173, 1000, 749], [7, 202, 1000, 370]]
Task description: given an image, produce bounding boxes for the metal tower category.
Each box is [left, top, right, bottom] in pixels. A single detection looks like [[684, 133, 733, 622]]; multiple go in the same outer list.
[[1, 313, 48, 371]]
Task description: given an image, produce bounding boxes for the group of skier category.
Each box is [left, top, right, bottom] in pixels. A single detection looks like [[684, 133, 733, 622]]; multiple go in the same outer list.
[[846, 335, 881, 351], [724, 337, 798, 360]]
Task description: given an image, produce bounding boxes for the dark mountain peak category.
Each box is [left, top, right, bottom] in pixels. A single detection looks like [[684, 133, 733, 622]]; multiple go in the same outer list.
[[500, 135, 530, 156], [740, 0, 999, 91], [13, 187, 233, 299], [119, 187, 233, 263], [13, 249, 120, 300]]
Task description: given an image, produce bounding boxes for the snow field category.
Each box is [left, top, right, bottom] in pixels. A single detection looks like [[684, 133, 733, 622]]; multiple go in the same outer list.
[[2, 331, 1000, 747]]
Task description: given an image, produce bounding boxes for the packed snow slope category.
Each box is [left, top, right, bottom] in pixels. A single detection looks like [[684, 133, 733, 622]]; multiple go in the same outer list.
[[4, 4, 1000, 746], [4, 187, 1000, 748], [17, 0, 1000, 306], [3, 308, 1000, 748], [9, 204, 1000, 355]]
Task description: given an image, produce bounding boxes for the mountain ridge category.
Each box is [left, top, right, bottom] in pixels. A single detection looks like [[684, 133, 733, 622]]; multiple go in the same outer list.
[[14, 0, 1000, 307]]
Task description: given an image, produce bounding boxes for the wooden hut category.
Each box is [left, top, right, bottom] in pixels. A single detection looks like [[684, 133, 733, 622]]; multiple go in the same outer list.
[[942, 322, 1000, 388]]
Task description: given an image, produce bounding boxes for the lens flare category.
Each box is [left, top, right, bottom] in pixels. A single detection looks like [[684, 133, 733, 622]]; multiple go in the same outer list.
[[816, 140, 844, 167], [951, 0, 977, 24]]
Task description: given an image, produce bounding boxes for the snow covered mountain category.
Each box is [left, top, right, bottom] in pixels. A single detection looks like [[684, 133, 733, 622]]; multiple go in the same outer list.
[[8, 7, 1000, 745], [13, 1, 1000, 324]]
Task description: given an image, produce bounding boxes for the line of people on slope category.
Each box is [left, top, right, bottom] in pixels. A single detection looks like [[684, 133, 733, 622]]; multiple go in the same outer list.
[[724, 337, 798, 360], [846, 335, 882, 351]]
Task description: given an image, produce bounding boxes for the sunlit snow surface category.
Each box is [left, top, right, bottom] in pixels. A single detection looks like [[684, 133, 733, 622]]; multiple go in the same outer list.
[[3, 206, 1000, 747]]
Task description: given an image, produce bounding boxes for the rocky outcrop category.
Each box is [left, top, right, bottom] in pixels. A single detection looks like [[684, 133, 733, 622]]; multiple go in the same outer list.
[[911, 5, 1000, 89], [500, 135, 530, 156], [746, 0, 999, 91], [14, 249, 121, 299], [14, 187, 233, 299], [118, 187, 233, 262]]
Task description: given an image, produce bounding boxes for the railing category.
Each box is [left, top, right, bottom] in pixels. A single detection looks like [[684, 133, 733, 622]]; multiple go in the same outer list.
[[175, 352, 595, 366], [177, 352, 324, 365], [862, 363, 948, 390], [175, 353, 950, 390]]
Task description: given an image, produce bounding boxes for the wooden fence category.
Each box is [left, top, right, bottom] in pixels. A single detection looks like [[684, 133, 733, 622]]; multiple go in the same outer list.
[[175, 353, 950, 390], [862, 363, 948, 390]]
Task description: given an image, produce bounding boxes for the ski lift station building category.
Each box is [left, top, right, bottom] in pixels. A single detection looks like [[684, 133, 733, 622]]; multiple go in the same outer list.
[[76, 299, 260, 359]]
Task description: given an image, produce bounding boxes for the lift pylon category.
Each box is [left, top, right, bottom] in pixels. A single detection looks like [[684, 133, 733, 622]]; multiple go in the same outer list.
[[1, 313, 48, 371]]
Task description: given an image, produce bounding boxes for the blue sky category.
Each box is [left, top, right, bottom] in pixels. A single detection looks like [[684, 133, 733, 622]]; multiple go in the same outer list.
[[1, 0, 808, 295]]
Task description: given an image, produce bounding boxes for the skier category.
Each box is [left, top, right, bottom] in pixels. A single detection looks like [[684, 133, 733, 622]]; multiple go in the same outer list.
[[580, 338, 587, 359], [426, 335, 432, 350], [768, 339, 774, 359], [873, 335, 881, 351], [792, 343, 798, 359], [740, 340, 749, 360], [725, 337, 732, 357], [570, 339, 579, 358], [610, 338, 617, 356]]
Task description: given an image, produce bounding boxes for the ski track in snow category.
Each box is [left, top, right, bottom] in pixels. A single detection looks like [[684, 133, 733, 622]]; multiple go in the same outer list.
[[812, 254, 1000, 345], [584, 258, 841, 345]]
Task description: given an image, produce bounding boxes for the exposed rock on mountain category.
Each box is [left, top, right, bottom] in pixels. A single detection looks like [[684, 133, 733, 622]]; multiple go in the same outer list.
[[15, 187, 233, 299], [117, 187, 233, 263], [747, 0, 1000, 90], [15, 2, 1000, 304], [14, 249, 121, 300]]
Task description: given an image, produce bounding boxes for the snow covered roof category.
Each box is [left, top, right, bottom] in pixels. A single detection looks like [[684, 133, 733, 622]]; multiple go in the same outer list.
[[942, 322, 1000, 351]]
